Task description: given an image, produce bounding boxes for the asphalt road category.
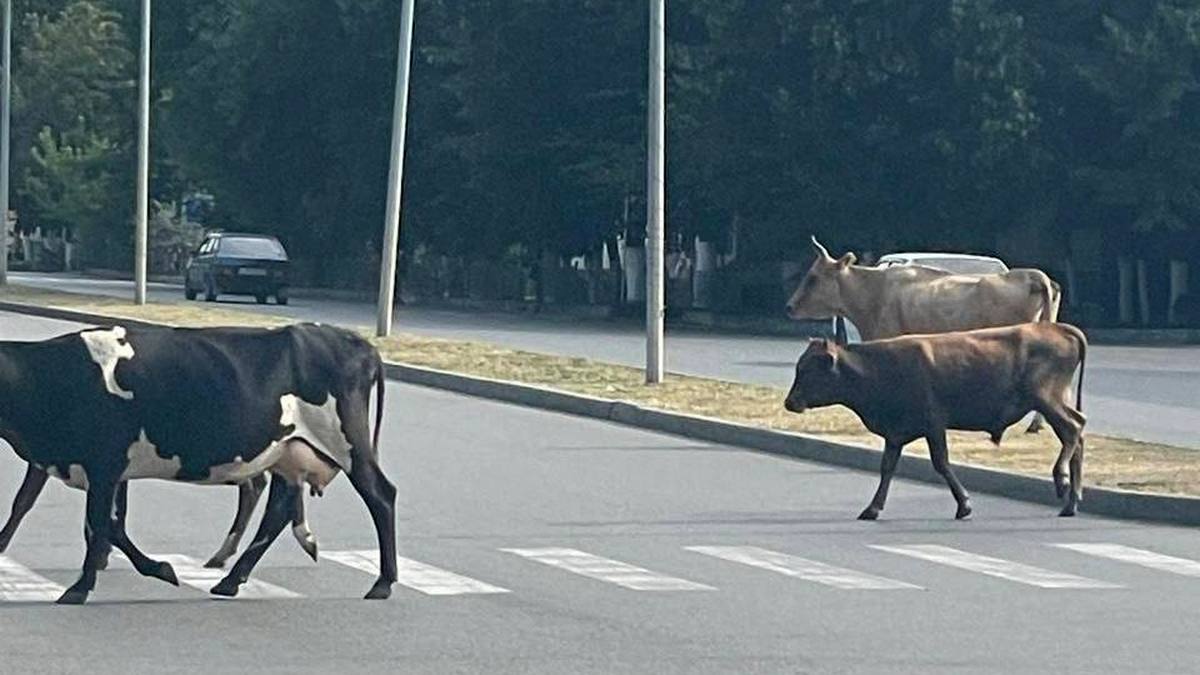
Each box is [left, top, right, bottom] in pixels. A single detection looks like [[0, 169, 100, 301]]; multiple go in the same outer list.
[[2, 311, 1200, 674], [10, 272, 1200, 450]]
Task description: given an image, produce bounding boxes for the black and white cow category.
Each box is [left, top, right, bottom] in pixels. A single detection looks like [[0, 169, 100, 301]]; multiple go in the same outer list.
[[0, 465, 315, 569], [0, 322, 397, 604]]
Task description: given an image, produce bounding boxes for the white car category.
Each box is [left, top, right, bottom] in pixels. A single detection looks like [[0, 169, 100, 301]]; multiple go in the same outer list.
[[875, 251, 1009, 275], [837, 252, 1010, 343]]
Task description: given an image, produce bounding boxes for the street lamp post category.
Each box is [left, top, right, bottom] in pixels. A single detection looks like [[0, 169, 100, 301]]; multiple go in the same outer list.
[[0, 0, 11, 287], [376, 0, 417, 338], [134, 0, 151, 304], [645, 0, 666, 384]]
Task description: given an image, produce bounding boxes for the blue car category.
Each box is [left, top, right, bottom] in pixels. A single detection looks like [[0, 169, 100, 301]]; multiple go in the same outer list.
[[184, 232, 291, 305]]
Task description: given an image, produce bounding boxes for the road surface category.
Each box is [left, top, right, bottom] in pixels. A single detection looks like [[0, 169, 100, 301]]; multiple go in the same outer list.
[[9, 272, 1200, 449], [1, 311, 1199, 674]]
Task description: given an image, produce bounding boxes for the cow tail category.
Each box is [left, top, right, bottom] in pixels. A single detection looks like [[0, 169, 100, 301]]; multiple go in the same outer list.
[[1072, 327, 1087, 414], [372, 357, 385, 455]]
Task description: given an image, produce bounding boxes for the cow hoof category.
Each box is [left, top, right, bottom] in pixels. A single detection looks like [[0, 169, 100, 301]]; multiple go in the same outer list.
[[364, 580, 393, 600], [955, 504, 973, 520], [56, 588, 89, 605], [210, 579, 241, 597], [857, 507, 880, 521], [301, 541, 319, 563], [155, 562, 180, 586], [1058, 504, 1078, 517], [202, 557, 227, 569]]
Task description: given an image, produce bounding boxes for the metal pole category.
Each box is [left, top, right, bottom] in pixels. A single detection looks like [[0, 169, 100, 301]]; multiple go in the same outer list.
[[133, 0, 150, 304], [0, 0, 11, 286], [376, 0, 417, 337], [645, 0, 666, 383]]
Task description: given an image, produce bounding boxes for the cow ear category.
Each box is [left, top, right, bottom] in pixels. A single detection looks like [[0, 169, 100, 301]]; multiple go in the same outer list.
[[837, 252, 857, 269]]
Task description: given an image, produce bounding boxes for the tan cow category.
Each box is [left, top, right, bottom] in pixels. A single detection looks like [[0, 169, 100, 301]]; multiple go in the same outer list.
[[787, 237, 1062, 432], [783, 322, 1088, 519]]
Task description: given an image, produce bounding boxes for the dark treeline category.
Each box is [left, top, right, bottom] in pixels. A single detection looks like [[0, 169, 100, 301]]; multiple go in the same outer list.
[[8, 1, 1200, 320]]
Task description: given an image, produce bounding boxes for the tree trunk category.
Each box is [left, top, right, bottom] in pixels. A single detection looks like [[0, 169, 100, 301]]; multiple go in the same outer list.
[[692, 237, 716, 309], [1169, 259, 1189, 326], [1136, 258, 1151, 326], [623, 244, 645, 303], [1117, 256, 1134, 325]]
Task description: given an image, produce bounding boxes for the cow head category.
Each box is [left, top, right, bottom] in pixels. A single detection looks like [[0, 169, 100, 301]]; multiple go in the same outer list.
[[785, 237, 857, 319], [784, 338, 843, 413]]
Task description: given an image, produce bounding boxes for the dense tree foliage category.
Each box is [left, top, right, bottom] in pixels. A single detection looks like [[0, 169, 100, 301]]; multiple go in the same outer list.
[[8, 0, 1200, 288]]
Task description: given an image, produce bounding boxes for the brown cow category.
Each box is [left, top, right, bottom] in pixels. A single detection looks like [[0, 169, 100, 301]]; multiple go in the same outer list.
[[786, 237, 1062, 433], [783, 322, 1087, 519]]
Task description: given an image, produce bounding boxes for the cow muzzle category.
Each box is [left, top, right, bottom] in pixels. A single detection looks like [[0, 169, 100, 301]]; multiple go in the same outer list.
[[783, 396, 806, 414]]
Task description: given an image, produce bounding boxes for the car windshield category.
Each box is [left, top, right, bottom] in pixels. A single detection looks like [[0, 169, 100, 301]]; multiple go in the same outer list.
[[216, 237, 287, 260]]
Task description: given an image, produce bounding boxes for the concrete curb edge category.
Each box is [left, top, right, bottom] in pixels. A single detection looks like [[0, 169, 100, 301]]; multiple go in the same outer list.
[[3, 298, 1198, 527]]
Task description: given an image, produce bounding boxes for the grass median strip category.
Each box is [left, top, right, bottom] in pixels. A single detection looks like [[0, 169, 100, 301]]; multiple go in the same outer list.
[[2, 283, 1197, 497]]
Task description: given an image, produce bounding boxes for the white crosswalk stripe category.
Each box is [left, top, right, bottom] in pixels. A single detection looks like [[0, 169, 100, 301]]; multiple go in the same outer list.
[[324, 549, 510, 596], [153, 554, 303, 599], [501, 547, 714, 591], [686, 545, 921, 590], [0, 555, 65, 602], [871, 544, 1122, 589], [1053, 543, 1200, 577]]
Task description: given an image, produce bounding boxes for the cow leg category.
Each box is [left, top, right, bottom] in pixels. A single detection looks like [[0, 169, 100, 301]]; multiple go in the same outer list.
[[204, 474, 268, 568], [0, 464, 49, 553], [290, 488, 318, 562], [1062, 435, 1085, 517], [927, 429, 972, 520], [58, 476, 118, 605], [859, 440, 904, 521], [211, 475, 295, 597], [106, 481, 178, 587], [1041, 403, 1085, 508], [346, 451, 397, 600]]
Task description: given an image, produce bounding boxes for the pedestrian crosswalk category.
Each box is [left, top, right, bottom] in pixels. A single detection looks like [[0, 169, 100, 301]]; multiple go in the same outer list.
[[500, 547, 715, 591], [324, 549, 510, 596], [870, 544, 1122, 589], [6, 542, 1200, 603], [686, 545, 921, 590]]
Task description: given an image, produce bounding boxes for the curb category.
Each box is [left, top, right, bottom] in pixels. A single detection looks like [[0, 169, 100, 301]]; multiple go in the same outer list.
[[3, 298, 1199, 527]]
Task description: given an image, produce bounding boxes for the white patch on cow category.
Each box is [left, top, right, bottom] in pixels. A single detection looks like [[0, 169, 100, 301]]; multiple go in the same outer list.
[[120, 429, 183, 480], [205, 393, 352, 485], [277, 393, 353, 473], [46, 464, 90, 490], [80, 326, 135, 400]]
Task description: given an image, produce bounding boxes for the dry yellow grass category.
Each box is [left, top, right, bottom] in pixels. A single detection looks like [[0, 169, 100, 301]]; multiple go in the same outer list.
[[3, 282, 1197, 496]]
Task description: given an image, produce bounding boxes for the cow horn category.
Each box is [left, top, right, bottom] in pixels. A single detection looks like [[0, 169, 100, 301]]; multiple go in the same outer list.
[[810, 236, 832, 260]]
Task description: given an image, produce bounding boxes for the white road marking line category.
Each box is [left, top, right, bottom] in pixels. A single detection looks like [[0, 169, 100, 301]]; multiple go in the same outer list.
[[153, 554, 303, 599], [0, 555, 65, 602], [501, 547, 715, 591], [1053, 543, 1200, 577], [871, 544, 1122, 589], [686, 546, 921, 590], [324, 549, 509, 596]]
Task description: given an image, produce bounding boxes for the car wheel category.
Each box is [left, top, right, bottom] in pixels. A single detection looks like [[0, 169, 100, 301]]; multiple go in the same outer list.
[[275, 287, 289, 305], [204, 277, 218, 302], [255, 293, 268, 304]]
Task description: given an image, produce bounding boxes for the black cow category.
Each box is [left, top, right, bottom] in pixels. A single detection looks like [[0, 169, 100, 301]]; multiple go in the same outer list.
[[0, 466, 316, 569], [0, 322, 397, 604]]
